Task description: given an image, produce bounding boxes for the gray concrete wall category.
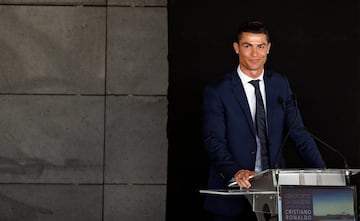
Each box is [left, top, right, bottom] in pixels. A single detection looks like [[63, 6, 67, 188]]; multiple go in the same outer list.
[[0, 1, 168, 220]]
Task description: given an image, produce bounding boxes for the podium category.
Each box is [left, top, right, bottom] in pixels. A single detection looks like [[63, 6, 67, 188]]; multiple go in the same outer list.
[[200, 168, 360, 221]]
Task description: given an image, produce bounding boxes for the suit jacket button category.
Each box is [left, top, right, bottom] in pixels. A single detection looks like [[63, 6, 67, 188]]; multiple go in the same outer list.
[[251, 151, 256, 155]]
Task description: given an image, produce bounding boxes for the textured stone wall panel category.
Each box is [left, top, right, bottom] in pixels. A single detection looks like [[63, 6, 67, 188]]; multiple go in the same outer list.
[[0, 6, 106, 94], [0, 184, 103, 221], [107, 7, 168, 95], [108, 0, 166, 6], [104, 185, 166, 221], [105, 96, 167, 183], [0, 0, 105, 5], [0, 95, 104, 183]]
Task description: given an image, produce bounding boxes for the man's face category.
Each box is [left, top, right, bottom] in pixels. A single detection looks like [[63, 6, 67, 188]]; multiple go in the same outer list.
[[233, 32, 271, 77]]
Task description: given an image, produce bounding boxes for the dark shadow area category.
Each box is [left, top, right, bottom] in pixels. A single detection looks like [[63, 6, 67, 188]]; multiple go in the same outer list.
[[167, 0, 360, 220]]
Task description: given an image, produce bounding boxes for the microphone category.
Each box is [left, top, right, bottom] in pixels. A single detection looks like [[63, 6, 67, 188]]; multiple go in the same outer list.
[[291, 95, 350, 169], [276, 94, 351, 184], [303, 128, 350, 170], [274, 95, 299, 168], [290, 95, 350, 173]]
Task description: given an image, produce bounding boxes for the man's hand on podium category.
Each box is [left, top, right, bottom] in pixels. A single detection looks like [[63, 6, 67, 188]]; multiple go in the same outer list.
[[232, 169, 256, 189]]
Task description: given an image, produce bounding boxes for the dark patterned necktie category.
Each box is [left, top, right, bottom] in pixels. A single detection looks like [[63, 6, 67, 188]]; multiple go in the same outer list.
[[249, 80, 269, 170]]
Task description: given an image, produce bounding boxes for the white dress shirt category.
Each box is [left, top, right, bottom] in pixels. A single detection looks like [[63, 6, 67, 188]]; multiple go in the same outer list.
[[237, 66, 267, 172]]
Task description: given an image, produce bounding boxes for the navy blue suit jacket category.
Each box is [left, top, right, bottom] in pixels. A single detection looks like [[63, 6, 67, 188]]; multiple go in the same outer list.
[[202, 69, 326, 216]]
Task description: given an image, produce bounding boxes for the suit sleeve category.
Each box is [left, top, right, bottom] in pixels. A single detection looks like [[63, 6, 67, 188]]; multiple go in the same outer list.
[[202, 85, 241, 181]]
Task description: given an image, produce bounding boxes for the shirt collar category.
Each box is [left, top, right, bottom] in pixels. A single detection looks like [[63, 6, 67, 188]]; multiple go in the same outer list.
[[237, 65, 264, 85]]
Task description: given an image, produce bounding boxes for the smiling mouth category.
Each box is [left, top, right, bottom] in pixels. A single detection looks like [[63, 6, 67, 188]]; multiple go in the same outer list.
[[249, 59, 260, 64]]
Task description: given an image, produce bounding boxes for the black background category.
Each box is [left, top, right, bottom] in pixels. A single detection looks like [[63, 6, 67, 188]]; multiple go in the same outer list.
[[167, 0, 360, 220]]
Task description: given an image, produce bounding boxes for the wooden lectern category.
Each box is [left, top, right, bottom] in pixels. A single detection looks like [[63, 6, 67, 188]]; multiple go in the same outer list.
[[200, 168, 360, 221]]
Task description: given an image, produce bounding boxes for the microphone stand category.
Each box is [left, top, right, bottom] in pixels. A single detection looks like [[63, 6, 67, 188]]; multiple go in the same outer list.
[[274, 95, 299, 169], [303, 128, 351, 185], [277, 94, 351, 184]]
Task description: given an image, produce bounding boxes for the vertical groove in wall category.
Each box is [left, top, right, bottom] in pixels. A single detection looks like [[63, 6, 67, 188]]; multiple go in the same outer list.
[[102, 1, 109, 221]]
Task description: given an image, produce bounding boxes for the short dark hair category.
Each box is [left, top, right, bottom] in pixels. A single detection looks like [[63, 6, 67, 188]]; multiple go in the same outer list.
[[234, 20, 270, 43]]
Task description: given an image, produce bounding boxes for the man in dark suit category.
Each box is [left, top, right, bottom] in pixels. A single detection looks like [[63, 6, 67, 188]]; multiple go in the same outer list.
[[202, 21, 326, 221]]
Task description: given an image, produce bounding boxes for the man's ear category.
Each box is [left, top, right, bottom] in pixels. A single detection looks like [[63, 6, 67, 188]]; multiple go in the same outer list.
[[267, 42, 271, 54], [233, 42, 239, 54]]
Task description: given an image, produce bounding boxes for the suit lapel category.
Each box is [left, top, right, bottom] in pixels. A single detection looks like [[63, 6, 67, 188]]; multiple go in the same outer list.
[[231, 72, 257, 137], [263, 70, 275, 137]]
